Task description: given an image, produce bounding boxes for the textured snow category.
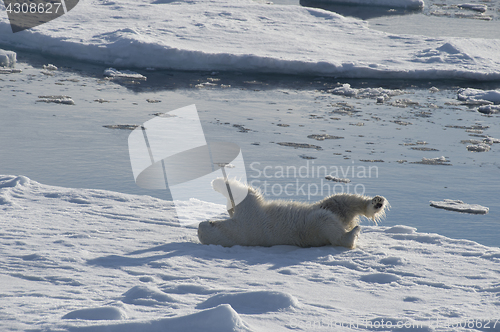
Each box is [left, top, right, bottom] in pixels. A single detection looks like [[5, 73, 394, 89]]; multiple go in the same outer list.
[[2, 175, 500, 331], [1, 0, 500, 80], [430, 199, 489, 214]]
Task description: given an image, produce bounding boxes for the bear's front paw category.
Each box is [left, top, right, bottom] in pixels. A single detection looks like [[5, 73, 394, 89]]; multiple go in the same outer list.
[[371, 196, 385, 210]]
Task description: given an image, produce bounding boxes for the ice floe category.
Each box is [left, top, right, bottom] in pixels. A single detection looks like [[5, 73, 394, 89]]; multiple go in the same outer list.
[[0, 0, 500, 80], [430, 199, 489, 214], [1, 175, 500, 331]]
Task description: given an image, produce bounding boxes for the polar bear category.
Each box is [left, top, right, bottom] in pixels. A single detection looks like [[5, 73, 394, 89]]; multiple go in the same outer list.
[[198, 178, 388, 249]]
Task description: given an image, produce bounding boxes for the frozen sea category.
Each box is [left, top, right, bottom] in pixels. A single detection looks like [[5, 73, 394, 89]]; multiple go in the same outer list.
[[1, 0, 500, 330]]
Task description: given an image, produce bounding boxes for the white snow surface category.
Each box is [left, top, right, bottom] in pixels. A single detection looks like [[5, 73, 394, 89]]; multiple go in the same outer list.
[[1, 0, 500, 80], [429, 199, 490, 215], [2, 174, 500, 331], [320, 0, 424, 9]]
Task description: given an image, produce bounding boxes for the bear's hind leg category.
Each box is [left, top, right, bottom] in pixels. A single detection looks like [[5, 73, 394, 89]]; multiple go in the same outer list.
[[339, 226, 361, 249]]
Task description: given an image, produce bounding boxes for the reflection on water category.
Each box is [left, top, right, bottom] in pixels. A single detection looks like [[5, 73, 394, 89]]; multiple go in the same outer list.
[[299, 0, 420, 20], [271, 0, 500, 38]]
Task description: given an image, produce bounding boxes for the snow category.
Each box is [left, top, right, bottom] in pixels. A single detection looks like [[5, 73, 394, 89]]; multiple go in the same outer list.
[[430, 199, 489, 214], [1, 0, 500, 80], [62, 307, 127, 321], [2, 174, 500, 331], [320, 0, 424, 9]]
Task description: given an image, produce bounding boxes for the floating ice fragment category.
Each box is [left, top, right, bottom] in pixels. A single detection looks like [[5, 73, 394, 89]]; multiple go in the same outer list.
[[43, 64, 58, 71], [103, 67, 146, 80], [307, 134, 344, 141], [0, 49, 16, 68], [478, 105, 500, 115], [36, 95, 75, 105], [483, 137, 500, 144], [103, 124, 140, 130], [466, 143, 491, 152], [430, 199, 489, 214], [458, 3, 487, 13], [327, 83, 404, 100], [457, 88, 500, 104], [325, 175, 350, 183], [411, 156, 451, 165], [277, 142, 323, 150]]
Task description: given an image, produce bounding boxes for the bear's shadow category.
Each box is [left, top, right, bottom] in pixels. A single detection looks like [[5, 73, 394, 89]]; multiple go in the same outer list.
[[86, 241, 353, 270]]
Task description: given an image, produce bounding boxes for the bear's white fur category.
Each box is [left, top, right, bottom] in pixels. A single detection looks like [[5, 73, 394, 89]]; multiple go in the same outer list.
[[198, 178, 388, 249]]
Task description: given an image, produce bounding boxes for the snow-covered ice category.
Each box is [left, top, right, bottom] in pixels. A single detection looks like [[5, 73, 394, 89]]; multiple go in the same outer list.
[[458, 88, 500, 104], [0, 48, 16, 67], [430, 199, 489, 214], [2, 174, 500, 331], [1, 0, 500, 80]]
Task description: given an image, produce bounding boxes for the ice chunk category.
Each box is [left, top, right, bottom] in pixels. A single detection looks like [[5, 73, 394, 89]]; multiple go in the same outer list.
[[478, 105, 500, 114], [325, 175, 351, 183], [0, 49, 16, 68], [430, 199, 489, 214], [36, 95, 75, 105], [458, 3, 487, 13], [104, 67, 147, 80], [458, 88, 500, 104], [411, 156, 452, 165], [466, 143, 491, 152], [327, 83, 404, 99]]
